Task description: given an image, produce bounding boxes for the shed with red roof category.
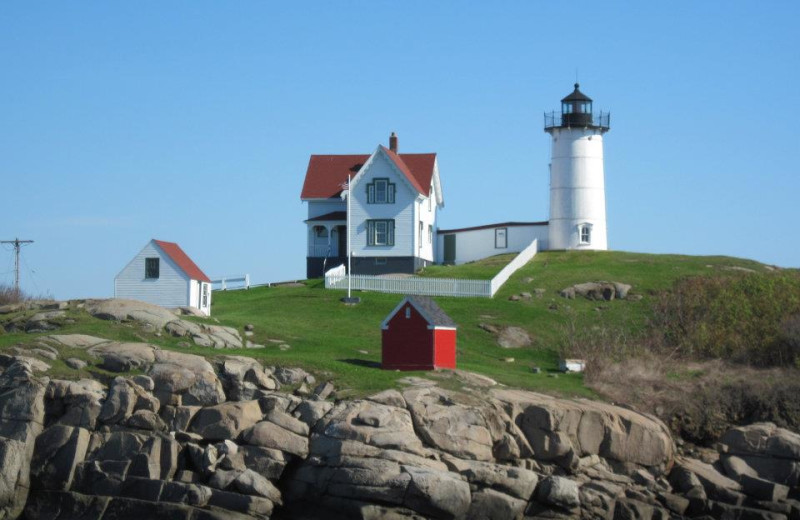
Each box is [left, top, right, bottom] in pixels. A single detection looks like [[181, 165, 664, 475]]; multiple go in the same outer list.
[[381, 295, 457, 371], [114, 239, 213, 316]]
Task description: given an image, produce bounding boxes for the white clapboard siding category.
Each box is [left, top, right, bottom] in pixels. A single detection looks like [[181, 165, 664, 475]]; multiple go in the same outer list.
[[350, 151, 415, 257], [307, 199, 346, 219], [436, 224, 548, 265], [115, 241, 191, 308]]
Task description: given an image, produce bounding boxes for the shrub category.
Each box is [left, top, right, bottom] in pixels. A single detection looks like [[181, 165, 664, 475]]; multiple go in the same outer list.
[[0, 285, 25, 306], [649, 271, 800, 367]]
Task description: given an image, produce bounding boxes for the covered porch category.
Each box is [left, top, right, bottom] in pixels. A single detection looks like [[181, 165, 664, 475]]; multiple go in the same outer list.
[[305, 211, 348, 278]]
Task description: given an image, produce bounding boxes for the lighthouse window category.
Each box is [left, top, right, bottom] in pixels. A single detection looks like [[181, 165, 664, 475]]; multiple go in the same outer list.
[[580, 226, 591, 244]]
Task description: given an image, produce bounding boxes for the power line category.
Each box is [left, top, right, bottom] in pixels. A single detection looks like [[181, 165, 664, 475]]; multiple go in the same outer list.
[[0, 238, 34, 294]]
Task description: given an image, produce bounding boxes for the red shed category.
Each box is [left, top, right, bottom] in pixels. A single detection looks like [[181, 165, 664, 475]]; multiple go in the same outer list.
[[381, 296, 457, 370]]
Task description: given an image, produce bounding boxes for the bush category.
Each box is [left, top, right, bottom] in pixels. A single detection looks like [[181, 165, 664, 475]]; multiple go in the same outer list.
[[0, 285, 24, 306], [649, 271, 800, 367]]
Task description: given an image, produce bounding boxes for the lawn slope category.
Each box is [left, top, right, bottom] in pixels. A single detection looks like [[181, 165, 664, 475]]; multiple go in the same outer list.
[[210, 250, 770, 397]]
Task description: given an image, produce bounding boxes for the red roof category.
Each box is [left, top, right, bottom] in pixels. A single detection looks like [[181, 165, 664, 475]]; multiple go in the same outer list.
[[300, 148, 436, 199], [153, 240, 211, 283]]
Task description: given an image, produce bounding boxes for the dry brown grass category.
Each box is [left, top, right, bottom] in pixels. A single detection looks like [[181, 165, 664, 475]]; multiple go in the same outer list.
[[588, 356, 800, 444]]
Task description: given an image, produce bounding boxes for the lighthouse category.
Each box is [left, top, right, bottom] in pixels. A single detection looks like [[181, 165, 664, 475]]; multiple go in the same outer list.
[[544, 84, 610, 250]]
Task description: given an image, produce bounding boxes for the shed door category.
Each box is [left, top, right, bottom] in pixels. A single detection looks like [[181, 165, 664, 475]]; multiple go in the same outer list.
[[443, 235, 456, 265]]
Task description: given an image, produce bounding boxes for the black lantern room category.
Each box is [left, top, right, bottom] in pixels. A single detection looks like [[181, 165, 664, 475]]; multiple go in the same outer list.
[[544, 83, 610, 132], [561, 83, 593, 126]]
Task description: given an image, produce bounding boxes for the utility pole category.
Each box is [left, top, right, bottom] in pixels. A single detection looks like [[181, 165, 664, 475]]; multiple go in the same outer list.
[[1, 238, 34, 294]]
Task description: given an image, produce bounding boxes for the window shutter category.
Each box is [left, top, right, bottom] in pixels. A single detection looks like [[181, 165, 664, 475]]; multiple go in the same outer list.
[[388, 220, 395, 246], [367, 221, 375, 246], [388, 184, 395, 203], [367, 184, 374, 204]]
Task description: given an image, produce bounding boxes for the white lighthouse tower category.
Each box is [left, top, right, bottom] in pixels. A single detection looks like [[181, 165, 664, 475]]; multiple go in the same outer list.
[[545, 84, 610, 250]]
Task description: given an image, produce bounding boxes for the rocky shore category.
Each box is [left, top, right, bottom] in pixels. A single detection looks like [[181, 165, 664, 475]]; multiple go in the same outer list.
[[0, 300, 799, 519]]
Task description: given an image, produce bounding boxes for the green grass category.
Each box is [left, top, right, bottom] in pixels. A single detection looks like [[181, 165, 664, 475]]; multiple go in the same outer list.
[[0, 250, 772, 398]]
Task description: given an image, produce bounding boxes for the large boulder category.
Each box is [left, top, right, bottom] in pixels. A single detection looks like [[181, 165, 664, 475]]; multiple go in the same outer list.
[[189, 400, 263, 441], [403, 387, 500, 461], [149, 350, 226, 406], [0, 361, 47, 519], [87, 342, 157, 372], [492, 388, 674, 472], [86, 299, 178, 329]]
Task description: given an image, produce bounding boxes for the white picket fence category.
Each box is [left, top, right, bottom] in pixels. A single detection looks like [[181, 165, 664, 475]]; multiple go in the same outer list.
[[324, 239, 538, 298]]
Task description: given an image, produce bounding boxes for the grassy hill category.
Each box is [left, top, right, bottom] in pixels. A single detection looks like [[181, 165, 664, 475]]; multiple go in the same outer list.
[[0, 250, 781, 400], [209, 250, 772, 397]]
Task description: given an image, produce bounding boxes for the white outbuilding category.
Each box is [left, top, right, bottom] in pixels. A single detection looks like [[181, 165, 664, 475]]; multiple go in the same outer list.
[[114, 239, 212, 316]]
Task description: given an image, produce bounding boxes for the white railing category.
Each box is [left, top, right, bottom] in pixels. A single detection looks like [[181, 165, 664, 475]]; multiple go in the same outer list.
[[211, 274, 250, 291], [490, 238, 538, 296], [308, 244, 333, 257], [323, 239, 538, 298], [325, 265, 491, 298]]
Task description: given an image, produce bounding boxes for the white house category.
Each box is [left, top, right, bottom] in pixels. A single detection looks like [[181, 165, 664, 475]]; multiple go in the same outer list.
[[300, 133, 444, 277], [115, 239, 212, 316], [435, 83, 610, 264]]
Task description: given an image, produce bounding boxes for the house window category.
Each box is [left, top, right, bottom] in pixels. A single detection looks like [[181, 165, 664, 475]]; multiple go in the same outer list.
[[375, 257, 387, 265], [366, 178, 395, 204], [201, 283, 209, 307], [495, 228, 508, 249], [145, 258, 160, 279], [367, 220, 395, 246], [579, 224, 592, 244], [428, 225, 433, 244], [405, 307, 411, 319]]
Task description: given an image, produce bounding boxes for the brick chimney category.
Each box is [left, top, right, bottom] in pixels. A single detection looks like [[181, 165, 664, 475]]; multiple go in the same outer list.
[[389, 132, 398, 153]]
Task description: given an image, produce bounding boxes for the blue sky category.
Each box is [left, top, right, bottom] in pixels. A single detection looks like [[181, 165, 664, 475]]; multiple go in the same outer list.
[[2, 2, 798, 299]]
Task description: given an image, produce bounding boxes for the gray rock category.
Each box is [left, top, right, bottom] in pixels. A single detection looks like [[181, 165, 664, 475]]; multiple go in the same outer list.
[[537, 476, 580, 509], [497, 326, 532, 348], [265, 408, 309, 437], [366, 390, 407, 409], [293, 399, 334, 428], [403, 466, 471, 519], [126, 409, 165, 431], [239, 446, 289, 480], [656, 492, 690, 516], [739, 474, 789, 502], [132, 375, 155, 391], [87, 342, 157, 372], [444, 457, 538, 500], [466, 488, 527, 520], [30, 425, 90, 491], [722, 422, 800, 461], [274, 366, 312, 385], [240, 420, 309, 458], [493, 387, 674, 469], [313, 381, 335, 400], [65, 358, 87, 370], [98, 377, 136, 425], [404, 388, 498, 461], [189, 400, 263, 441], [233, 468, 282, 504], [87, 299, 177, 329], [44, 334, 109, 349], [149, 350, 226, 406]]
